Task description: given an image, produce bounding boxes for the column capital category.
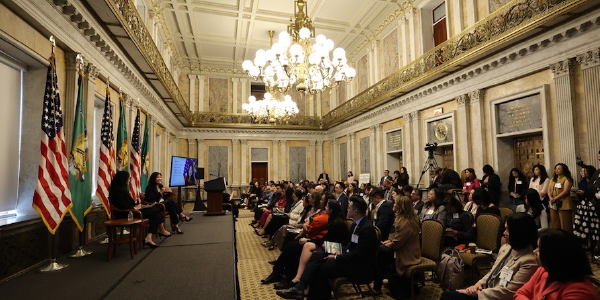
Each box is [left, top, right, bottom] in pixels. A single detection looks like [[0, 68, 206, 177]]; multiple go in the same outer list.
[[188, 74, 196, 80], [85, 63, 99, 81], [309, 140, 316, 146], [232, 77, 240, 82], [331, 139, 337, 145], [456, 94, 469, 106], [196, 138, 205, 144], [403, 113, 412, 122], [404, 8, 415, 20], [125, 94, 135, 108], [316, 140, 323, 146], [241, 139, 247, 146], [232, 139, 240, 144], [65, 52, 79, 71], [409, 111, 420, 120], [577, 49, 600, 70], [280, 140, 287, 145], [550, 58, 574, 78], [468, 89, 484, 103], [370, 125, 377, 132], [198, 75, 206, 81], [150, 119, 157, 126], [376, 123, 383, 130], [188, 139, 195, 145]]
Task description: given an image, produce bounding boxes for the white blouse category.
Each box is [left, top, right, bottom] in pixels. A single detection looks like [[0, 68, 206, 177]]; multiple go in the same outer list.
[[529, 177, 549, 198]]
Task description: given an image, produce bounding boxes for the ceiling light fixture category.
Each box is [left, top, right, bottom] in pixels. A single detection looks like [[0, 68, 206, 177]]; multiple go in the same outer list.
[[242, 93, 299, 124]]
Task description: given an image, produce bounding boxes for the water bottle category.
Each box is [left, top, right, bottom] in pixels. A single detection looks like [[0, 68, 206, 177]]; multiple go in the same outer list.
[[127, 211, 133, 221]]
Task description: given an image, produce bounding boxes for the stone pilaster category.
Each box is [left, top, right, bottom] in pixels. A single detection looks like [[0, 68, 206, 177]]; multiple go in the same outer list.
[[403, 113, 414, 185], [232, 78, 239, 113], [316, 141, 324, 181], [410, 111, 422, 185], [309, 94, 315, 116], [280, 140, 287, 180], [197, 139, 205, 169], [456, 94, 471, 172], [241, 139, 248, 185], [64, 52, 79, 151], [347, 133, 355, 176], [165, 131, 172, 185], [188, 139, 195, 159], [465, 0, 478, 26], [376, 124, 384, 182], [241, 78, 249, 109], [84, 62, 98, 157], [369, 126, 377, 185], [451, 0, 464, 35], [149, 118, 156, 172], [330, 87, 337, 110], [406, 9, 416, 62], [316, 93, 322, 117], [468, 89, 486, 173], [232, 139, 240, 186], [398, 17, 409, 66], [188, 74, 196, 112], [332, 139, 338, 181], [550, 59, 578, 173], [272, 140, 279, 181], [198, 75, 206, 112], [309, 140, 316, 181], [577, 49, 600, 168]]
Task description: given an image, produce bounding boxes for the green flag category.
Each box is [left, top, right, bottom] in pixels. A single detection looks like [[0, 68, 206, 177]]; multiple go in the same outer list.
[[116, 95, 128, 172], [140, 114, 150, 192], [68, 72, 92, 232]]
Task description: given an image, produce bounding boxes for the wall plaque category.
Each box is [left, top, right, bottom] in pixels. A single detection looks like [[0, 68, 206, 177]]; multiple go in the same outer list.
[[386, 130, 402, 152], [496, 94, 542, 134]]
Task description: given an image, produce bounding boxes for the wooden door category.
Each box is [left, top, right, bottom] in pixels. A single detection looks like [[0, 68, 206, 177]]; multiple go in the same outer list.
[[441, 146, 454, 170], [433, 2, 447, 47], [251, 162, 268, 187], [513, 135, 544, 178]]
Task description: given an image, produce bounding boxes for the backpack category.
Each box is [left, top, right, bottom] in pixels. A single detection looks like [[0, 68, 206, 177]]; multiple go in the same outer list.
[[436, 249, 464, 291]]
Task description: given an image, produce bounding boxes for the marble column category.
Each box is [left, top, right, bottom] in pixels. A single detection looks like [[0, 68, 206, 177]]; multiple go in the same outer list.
[[272, 140, 279, 181], [63, 52, 79, 151], [197, 139, 205, 168], [84, 62, 98, 155], [577, 49, 600, 168], [369, 41, 379, 84], [469, 90, 486, 173], [198, 75, 206, 112], [316, 93, 322, 117], [309, 140, 316, 181], [280, 140, 287, 180], [149, 118, 157, 172], [369, 126, 377, 185], [451, 0, 464, 35], [309, 94, 315, 116], [316, 141, 324, 180], [465, 0, 478, 26], [456, 94, 471, 171], [165, 131, 172, 185], [398, 17, 409, 66], [403, 113, 414, 185], [410, 111, 423, 185], [551, 59, 579, 173], [232, 78, 239, 113], [232, 139, 240, 186], [241, 139, 248, 185], [347, 133, 354, 176], [189, 74, 196, 111], [188, 139, 195, 158], [332, 139, 338, 181], [241, 78, 249, 107]]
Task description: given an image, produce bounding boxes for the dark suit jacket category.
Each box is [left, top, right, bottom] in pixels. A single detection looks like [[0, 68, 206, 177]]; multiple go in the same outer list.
[[337, 193, 349, 217], [374, 201, 395, 241], [413, 200, 424, 215], [318, 173, 330, 182], [380, 175, 393, 187], [337, 217, 379, 280], [439, 169, 463, 189]]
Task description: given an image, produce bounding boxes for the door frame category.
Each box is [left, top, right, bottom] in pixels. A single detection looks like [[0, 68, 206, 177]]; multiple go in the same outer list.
[[250, 146, 269, 184]]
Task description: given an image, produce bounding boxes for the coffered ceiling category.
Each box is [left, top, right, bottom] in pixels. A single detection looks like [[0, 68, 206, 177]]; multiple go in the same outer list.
[[155, 0, 403, 71]]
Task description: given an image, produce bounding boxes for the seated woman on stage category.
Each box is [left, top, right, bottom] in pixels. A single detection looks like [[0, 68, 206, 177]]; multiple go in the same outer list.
[[514, 229, 599, 300], [145, 172, 192, 234], [109, 171, 168, 248], [261, 194, 332, 285]]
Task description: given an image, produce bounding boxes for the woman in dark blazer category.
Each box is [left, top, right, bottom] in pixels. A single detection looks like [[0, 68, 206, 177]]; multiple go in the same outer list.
[[508, 168, 529, 206], [145, 172, 192, 234], [482, 165, 502, 205], [444, 196, 474, 246], [109, 171, 166, 248]]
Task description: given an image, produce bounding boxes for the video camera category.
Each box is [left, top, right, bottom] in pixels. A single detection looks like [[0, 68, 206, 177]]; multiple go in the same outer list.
[[424, 142, 438, 152]]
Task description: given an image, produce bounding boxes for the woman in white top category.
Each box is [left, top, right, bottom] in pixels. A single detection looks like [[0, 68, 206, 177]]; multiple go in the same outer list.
[[516, 188, 548, 228], [529, 164, 550, 202], [347, 171, 354, 186]]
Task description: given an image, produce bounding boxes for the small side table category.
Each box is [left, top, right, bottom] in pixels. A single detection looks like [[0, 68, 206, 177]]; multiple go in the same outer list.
[[104, 219, 142, 261]]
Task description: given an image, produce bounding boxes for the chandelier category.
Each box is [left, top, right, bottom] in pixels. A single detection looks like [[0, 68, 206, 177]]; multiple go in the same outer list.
[[242, 0, 355, 95], [242, 93, 299, 124]]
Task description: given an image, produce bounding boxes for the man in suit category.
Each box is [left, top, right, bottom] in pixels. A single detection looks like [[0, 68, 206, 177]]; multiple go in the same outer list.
[[277, 196, 378, 300], [382, 179, 393, 203], [379, 170, 393, 187], [318, 170, 330, 184], [403, 185, 424, 215], [370, 188, 394, 241], [334, 182, 348, 218]]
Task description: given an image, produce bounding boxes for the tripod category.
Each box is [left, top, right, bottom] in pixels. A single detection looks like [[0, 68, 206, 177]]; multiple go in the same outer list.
[[416, 150, 439, 189]]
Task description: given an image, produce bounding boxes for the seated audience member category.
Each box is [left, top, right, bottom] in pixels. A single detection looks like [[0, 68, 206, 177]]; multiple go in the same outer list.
[[462, 168, 481, 200], [144, 172, 191, 234], [270, 192, 321, 251], [275, 199, 350, 290], [261, 194, 332, 285], [514, 229, 600, 300], [473, 187, 501, 221], [254, 188, 287, 230], [404, 185, 424, 215], [109, 171, 167, 248], [509, 168, 529, 206], [444, 196, 474, 246], [258, 190, 304, 236], [373, 195, 421, 296], [252, 184, 278, 224], [242, 181, 262, 208], [431, 167, 463, 191], [334, 182, 348, 217], [278, 196, 379, 299], [382, 179, 394, 203], [464, 189, 479, 217], [517, 189, 548, 229], [419, 188, 447, 227], [370, 188, 395, 241], [440, 213, 539, 300], [346, 182, 357, 198]]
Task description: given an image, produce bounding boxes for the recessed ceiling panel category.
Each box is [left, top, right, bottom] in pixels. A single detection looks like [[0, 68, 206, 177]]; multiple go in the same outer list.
[[193, 12, 237, 37]]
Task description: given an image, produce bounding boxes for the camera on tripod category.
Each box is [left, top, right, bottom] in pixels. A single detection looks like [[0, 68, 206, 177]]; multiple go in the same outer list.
[[424, 142, 438, 152]]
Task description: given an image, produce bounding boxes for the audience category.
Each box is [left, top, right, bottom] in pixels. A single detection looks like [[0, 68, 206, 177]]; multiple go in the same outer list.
[[462, 168, 481, 200], [517, 189, 548, 229], [548, 163, 574, 232], [473, 187, 501, 221], [529, 164, 550, 209], [464, 188, 479, 217], [334, 182, 348, 217], [241, 181, 262, 209], [380, 170, 393, 187], [404, 185, 424, 215], [514, 229, 599, 300], [482, 165, 502, 205], [509, 168, 529, 206], [370, 188, 395, 241], [431, 167, 463, 191], [444, 196, 474, 247], [440, 213, 539, 300], [419, 188, 447, 227]]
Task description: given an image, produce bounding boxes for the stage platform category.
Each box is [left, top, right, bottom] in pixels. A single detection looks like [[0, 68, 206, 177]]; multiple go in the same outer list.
[[0, 212, 239, 300]]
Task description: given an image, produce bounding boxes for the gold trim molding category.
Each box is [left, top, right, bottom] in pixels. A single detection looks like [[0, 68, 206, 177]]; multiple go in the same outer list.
[[190, 112, 322, 130]]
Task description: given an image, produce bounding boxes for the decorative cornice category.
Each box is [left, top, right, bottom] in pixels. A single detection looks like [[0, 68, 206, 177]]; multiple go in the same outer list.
[[182, 128, 328, 136], [189, 112, 322, 130], [456, 94, 469, 106], [550, 58, 574, 77], [577, 49, 600, 69], [322, 0, 591, 128], [409, 111, 419, 120]]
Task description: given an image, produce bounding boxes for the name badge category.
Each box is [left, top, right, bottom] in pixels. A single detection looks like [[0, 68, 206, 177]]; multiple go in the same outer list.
[[466, 182, 471, 186], [516, 181, 522, 185], [453, 213, 459, 219], [555, 183, 562, 189], [499, 267, 514, 287], [351, 234, 359, 243]]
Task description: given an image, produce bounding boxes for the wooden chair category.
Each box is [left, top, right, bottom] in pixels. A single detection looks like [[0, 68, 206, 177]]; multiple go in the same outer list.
[[498, 207, 514, 221], [405, 219, 444, 299], [109, 205, 147, 251], [331, 226, 381, 300], [460, 214, 502, 282]]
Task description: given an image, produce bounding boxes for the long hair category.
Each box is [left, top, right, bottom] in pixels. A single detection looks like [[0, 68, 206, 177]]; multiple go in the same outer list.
[[506, 213, 538, 250], [482, 164, 495, 176], [552, 163, 574, 183], [472, 187, 491, 206], [109, 171, 130, 200], [583, 165, 597, 181], [508, 168, 527, 188], [539, 229, 592, 283], [525, 189, 542, 219], [326, 199, 344, 225], [464, 168, 477, 181], [429, 188, 444, 209], [531, 164, 548, 184], [148, 172, 161, 188], [395, 195, 419, 229]]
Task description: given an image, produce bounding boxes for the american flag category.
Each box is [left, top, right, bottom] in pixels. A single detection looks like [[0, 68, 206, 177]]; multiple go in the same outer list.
[[32, 56, 72, 234], [129, 108, 141, 200], [96, 87, 115, 217]]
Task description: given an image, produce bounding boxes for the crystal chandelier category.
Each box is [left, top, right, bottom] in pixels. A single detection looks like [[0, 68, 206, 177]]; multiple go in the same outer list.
[[242, 93, 299, 124], [242, 0, 356, 95]]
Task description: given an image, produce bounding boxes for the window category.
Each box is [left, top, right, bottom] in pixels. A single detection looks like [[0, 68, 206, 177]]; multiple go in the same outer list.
[[433, 2, 447, 47], [0, 56, 24, 219]]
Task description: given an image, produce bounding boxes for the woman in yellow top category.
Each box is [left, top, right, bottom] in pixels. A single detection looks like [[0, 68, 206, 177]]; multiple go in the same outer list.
[[547, 163, 574, 232]]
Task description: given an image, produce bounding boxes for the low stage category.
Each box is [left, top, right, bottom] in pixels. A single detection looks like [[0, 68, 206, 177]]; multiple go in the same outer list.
[[0, 212, 239, 300]]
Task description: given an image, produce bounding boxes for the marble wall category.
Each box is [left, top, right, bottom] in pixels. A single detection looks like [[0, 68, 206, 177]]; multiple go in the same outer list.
[[209, 78, 228, 113], [382, 28, 399, 78], [488, 0, 510, 12], [339, 142, 348, 179], [321, 90, 330, 115], [251, 148, 268, 162], [288, 146, 307, 183], [427, 117, 454, 144], [359, 137, 370, 174], [208, 146, 228, 180], [356, 55, 369, 94], [338, 83, 347, 104], [288, 88, 305, 116]]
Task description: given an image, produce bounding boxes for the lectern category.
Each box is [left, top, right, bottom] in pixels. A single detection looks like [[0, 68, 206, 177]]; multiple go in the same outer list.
[[204, 177, 226, 216]]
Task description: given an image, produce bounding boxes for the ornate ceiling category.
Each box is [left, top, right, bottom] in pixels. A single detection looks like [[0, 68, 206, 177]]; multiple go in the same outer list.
[[154, 0, 402, 72]]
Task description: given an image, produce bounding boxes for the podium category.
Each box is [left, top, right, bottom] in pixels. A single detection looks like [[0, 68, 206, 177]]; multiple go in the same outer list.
[[204, 177, 226, 216]]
